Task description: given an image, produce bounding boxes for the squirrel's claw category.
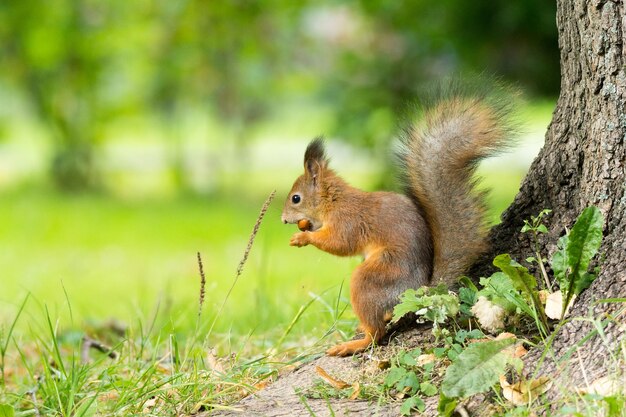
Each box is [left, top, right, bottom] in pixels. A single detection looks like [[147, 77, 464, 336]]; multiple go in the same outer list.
[[290, 232, 310, 247]]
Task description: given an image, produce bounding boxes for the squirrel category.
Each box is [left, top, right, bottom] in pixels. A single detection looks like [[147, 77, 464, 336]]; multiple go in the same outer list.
[[281, 88, 515, 356]]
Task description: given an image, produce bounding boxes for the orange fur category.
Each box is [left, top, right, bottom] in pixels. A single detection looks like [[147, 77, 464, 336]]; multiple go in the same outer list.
[[282, 91, 515, 355]]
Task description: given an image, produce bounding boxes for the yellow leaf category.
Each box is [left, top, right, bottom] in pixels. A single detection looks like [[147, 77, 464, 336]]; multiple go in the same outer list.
[[500, 376, 551, 405], [577, 375, 626, 396], [545, 290, 576, 320], [315, 366, 350, 389], [349, 382, 361, 400], [417, 354, 436, 366]]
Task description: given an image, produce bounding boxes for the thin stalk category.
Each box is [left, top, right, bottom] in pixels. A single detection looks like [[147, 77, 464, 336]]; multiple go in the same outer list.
[[533, 230, 552, 291], [207, 190, 275, 337]]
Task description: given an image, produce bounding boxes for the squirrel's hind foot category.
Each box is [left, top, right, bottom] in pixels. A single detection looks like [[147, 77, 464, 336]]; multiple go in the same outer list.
[[326, 337, 372, 356]]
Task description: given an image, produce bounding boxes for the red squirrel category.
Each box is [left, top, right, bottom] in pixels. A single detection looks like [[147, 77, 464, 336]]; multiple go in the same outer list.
[[281, 91, 515, 356]]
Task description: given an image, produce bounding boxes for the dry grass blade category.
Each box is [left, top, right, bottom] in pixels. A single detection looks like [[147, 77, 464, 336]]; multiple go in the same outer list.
[[236, 190, 276, 277], [197, 251, 206, 318], [208, 190, 276, 336]]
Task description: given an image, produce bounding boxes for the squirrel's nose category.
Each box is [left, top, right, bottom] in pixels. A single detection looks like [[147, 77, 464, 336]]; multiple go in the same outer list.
[[281, 215, 287, 224]]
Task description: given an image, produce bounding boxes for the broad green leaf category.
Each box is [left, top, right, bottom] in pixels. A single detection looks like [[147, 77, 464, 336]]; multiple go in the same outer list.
[[0, 404, 14, 417], [573, 272, 596, 295], [441, 338, 516, 398], [384, 366, 407, 387], [397, 370, 420, 394], [566, 206, 603, 296], [493, 254, 537, 294]]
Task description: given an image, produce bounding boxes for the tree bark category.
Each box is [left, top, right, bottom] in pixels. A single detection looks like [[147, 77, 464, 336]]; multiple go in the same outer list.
[[477, 0, 625, 393]]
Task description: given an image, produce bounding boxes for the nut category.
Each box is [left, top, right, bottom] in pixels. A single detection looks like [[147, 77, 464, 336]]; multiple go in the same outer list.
[[297, 219, 312, 231]]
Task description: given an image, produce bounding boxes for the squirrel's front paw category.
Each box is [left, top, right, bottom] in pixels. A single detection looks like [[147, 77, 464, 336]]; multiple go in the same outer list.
[[290, 232, 310, 247]]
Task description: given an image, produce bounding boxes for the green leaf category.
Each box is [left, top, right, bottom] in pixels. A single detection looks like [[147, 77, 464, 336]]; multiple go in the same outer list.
[[566, 206, 603, 297], [400, 396, 425, 415], [438, 394, 457, 417], [433, 347, 447, 358], [420, 381, 438, 396], [392, 286, 459, 325], [573, 272, 596, 295], [478, 272, 529, 315], [441, 338, 516, 398], [493, 254, 538, 294], [384, 366, 407, 387], [399, 351, 417, 367], [0, 404, 14, 417], [398, 371, 420, 394]]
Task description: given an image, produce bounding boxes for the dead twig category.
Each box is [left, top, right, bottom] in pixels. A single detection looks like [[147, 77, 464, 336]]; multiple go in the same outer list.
[[81, 336, 118, 364]]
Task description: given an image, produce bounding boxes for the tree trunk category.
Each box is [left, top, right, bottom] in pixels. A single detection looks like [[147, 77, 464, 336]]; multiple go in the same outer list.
[[477, 0, 625, 392]]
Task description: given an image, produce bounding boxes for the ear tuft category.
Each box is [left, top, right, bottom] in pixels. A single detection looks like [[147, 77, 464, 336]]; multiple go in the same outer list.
[[304, 137, 327, 165], [304, 137, 328, 181]]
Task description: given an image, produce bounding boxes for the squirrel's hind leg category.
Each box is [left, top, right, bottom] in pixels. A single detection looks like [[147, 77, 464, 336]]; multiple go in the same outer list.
[[326, 260, 396, 356]]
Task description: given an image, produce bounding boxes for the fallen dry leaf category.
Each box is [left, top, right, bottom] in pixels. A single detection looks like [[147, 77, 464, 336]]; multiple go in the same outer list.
[[254, 379, 272, 390], [495, 333, 528, 359], [349, 382, 361, 400], [395, 386, 412, 400], [500, 375, 551, 405], [315, 366, 350, 389], [511, 344, 528, 358], [417, 354, 437, 366], [495, 332, 517, 341], [142, 397, 159, 413], [577, 375, 626, 396], [545, 290, 576, 320]]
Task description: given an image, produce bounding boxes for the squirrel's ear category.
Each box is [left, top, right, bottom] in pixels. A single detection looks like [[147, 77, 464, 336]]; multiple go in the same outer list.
[[304, 137, 328, 186]]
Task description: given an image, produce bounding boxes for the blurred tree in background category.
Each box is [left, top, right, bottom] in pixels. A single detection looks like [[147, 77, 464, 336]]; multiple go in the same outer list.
[[0, 0, 557, 192]]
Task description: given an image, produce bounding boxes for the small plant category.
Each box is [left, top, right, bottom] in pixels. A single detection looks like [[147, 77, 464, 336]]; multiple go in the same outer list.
[[392, 284, 460, 336], [550, 206, 604, 318], [521, 208, 553, 290], [392, 206, 605, 414], [441, 337, 519, 398], [383, 348, 439, 415]]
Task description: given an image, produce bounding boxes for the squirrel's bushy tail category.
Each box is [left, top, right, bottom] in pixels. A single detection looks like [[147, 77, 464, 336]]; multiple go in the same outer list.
[[398, 83, 518, 285]]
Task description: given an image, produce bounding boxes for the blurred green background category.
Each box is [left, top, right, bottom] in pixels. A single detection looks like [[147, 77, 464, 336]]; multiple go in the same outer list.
[[0, 1, 557, 351]]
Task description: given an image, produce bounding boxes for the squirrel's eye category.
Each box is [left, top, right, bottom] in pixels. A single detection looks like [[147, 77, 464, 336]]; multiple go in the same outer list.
[[291, 194, 301, 204]]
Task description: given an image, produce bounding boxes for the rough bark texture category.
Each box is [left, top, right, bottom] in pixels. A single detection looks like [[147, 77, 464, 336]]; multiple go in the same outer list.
[[473, 0, 625, 402], [205, 1, 624, 415]]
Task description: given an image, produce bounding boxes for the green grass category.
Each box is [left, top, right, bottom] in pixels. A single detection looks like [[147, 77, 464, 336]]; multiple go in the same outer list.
[[0, 187, 361, 345], [0, 170, 525, 414]]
